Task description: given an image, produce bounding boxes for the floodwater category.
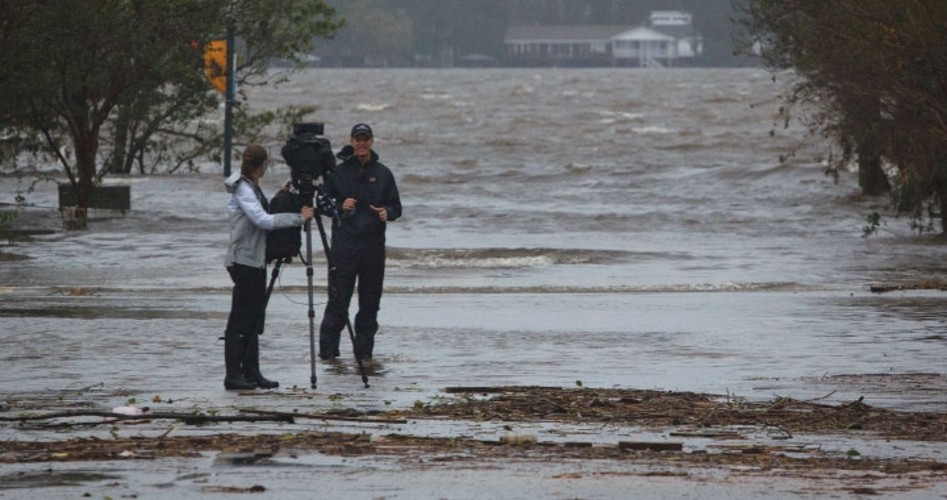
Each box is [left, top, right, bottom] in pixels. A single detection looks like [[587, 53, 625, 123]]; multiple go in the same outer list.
[[1, 68, 946, 498]]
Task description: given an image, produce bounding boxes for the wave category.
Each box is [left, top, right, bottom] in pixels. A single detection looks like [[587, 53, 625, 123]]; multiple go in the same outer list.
[[630, 125, 675, 135], [355, 103, 391, 112], [386, 247, 630, 269], [595, 110, 645, 124]]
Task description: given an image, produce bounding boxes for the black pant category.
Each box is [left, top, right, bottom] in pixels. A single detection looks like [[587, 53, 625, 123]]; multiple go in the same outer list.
[[319, 237, 385, 358], [226, 264, 267, 336]]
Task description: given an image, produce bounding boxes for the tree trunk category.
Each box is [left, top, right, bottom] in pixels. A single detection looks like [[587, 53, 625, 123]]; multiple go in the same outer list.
[[856, 142, 890, 196], [71, 129, 100, 230], [937, 180, 947, 234], [941, 191, 947, 234], [108, 111, 129, 174]]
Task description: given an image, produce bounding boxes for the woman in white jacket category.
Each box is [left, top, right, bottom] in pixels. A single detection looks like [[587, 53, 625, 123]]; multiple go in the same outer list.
[[223, 145, 314, 390]]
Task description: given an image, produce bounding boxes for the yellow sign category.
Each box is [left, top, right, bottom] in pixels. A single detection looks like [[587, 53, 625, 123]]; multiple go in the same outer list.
[[204, 40, 227, 93]]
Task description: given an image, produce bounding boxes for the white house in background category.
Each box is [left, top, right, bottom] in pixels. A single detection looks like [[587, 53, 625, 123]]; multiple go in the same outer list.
[[503, 10, 703, 67], [611, 26, 677, 66], [504, 25, 630, 66], [648, 10, 703, 60]]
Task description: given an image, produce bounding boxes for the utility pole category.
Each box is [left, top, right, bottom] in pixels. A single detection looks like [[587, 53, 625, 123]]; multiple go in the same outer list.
[[223, 11, 236, 176]]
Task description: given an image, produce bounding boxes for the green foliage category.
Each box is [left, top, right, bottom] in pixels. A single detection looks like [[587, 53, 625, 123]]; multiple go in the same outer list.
[[0, 0, 342, 225], [735, 0, 947, 232]]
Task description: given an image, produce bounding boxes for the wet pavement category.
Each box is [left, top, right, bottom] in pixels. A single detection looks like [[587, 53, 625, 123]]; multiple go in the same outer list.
[[2, 284, 946, 499]]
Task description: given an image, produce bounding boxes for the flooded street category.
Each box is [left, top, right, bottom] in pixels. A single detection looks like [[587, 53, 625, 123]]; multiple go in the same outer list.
[[2, 68, 946, 497], [4, 273, 945, 413]]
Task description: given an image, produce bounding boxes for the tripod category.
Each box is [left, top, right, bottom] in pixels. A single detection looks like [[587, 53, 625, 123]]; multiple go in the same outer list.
[[263, 188, 370, 389]]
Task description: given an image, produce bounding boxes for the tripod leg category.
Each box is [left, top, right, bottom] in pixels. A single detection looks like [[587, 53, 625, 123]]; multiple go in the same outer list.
[[305, 220, 317, 389], [263, 259, 282, 309]]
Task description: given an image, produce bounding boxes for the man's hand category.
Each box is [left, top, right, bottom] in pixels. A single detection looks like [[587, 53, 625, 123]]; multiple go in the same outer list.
[[342, 198, 357, 212], [300, 206, 315, 220], [370, 205, 388, 221]]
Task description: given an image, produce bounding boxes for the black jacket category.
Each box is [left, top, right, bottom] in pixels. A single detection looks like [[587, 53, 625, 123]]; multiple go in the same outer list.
[[325, 150, 402, 241]]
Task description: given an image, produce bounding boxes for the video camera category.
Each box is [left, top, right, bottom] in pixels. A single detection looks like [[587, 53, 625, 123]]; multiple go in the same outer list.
[[281, 122, 336, 201]]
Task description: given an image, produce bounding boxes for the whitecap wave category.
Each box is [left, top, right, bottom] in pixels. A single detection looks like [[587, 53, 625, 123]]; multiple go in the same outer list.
[[355, 103, 391, 112]]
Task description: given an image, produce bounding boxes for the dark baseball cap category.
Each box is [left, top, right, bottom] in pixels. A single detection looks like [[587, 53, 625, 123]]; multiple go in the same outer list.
[[351, 123, 373, 138]]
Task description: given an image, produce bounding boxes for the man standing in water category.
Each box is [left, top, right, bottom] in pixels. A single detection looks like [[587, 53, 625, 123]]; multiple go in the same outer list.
[[319, 123, 402, 361]]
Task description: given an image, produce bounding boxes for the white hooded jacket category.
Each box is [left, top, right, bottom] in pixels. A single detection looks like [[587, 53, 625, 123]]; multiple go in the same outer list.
[[224, 173, 305, 269]]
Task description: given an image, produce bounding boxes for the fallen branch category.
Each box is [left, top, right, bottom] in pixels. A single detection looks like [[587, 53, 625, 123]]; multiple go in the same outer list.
[[239, 409, 406, 424], [444, 386, 509, 393], [869, 280, 947, 293], [0, 410, 294, 425]]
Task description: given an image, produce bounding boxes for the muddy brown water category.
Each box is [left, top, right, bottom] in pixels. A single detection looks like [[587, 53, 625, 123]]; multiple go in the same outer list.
[[2, 67, 946, 498]]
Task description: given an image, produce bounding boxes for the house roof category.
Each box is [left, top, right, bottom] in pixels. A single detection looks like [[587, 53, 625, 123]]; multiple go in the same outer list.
[[504, 24, 694, 44], [504, 25, 632, 43], [612, 26, 675, 42]]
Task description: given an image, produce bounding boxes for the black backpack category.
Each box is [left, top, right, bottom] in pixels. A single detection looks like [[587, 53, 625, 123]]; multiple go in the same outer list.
[[265, 190, 303, 263]]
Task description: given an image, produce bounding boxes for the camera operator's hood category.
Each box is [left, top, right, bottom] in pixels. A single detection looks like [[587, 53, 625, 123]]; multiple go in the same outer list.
[[224, 171, 243, 194]]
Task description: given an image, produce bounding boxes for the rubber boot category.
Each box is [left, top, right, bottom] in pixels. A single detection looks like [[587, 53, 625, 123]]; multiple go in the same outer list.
[[318, 325, 341, 360], [354, 333, 374, 361], [224, 333, 257, 391], [354, 313, 377, 361], [243, 332, 278, 389]]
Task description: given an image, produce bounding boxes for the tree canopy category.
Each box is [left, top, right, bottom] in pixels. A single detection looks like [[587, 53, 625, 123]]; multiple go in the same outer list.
[[735, 0, 947, 233], [0, 0, 342, 228]]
